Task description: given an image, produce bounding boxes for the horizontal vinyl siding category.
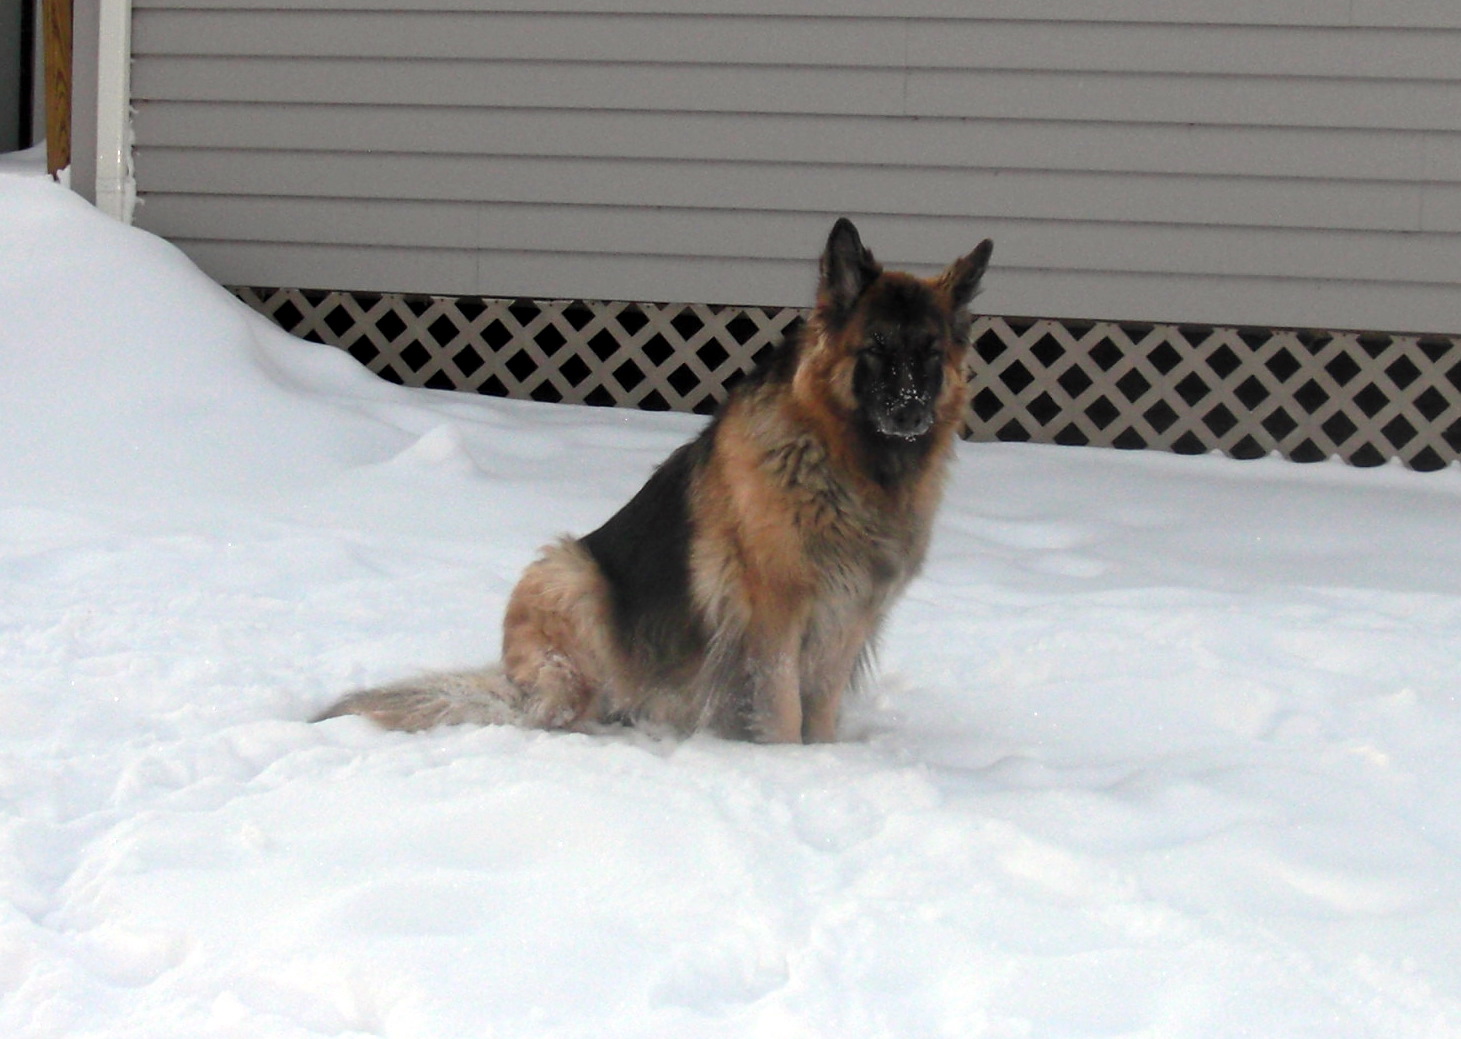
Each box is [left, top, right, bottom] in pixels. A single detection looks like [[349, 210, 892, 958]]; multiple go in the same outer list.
[[129, 4, 1461, 333], [137, 155, 1461, 240], [141, 198, 1459, 285], [132, 59, 1460, 130], [133, 108, 1460, 183], [132, 13, 1461, 77], [130, 0, 1461, 29]]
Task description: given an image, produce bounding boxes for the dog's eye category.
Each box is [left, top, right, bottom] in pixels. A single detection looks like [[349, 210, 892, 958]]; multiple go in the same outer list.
[[861, 350, 885, 377], [923, 351, 943, 374]]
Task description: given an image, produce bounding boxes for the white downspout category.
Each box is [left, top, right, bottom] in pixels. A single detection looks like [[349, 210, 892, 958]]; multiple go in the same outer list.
[[94, 0, 133, 222]]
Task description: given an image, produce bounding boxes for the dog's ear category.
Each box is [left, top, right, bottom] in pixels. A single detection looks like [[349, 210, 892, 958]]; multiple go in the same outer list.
[[819, 218, 883, 315], [938, 239, 993, 312]]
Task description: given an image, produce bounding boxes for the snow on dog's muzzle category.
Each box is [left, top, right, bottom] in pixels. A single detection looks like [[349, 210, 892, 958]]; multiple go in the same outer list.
[[869, 357, 939, 439], [874, 393, 935, 439]]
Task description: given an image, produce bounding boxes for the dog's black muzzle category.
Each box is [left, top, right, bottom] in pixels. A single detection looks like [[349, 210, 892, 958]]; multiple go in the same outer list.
[[864, 353, 941, 440]]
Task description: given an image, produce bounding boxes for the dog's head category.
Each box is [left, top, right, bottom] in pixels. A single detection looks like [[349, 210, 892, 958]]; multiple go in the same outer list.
[[809, 218, 992, 442]]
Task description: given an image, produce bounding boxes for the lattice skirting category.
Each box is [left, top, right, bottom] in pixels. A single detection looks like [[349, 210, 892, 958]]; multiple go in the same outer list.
[[233, 287, 1461, 472]]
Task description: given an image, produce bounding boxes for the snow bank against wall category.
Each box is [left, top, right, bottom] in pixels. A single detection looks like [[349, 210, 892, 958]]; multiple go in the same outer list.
[[2, 157, 1461, 1037]]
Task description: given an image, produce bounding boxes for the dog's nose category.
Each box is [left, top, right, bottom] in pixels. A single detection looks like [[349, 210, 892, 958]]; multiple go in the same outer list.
[[885, 401, 933, 438]]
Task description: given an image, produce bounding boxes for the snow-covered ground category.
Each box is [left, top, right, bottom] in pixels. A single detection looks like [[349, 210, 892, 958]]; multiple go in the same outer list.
[[2, 149, 1460, 1038]]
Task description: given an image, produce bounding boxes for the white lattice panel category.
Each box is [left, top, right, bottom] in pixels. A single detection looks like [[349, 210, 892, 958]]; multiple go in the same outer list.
[[235, 288, 1460, 471]]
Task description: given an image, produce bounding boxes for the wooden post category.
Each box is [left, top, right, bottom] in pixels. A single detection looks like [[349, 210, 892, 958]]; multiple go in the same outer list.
[[44, 0, 72, 177]]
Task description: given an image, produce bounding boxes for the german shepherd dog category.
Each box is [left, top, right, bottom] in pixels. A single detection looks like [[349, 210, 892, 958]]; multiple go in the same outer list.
[[315, 219, 992, 742]]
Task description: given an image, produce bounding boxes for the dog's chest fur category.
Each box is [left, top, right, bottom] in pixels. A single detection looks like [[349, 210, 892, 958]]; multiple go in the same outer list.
[[709, 387, 941, 614]]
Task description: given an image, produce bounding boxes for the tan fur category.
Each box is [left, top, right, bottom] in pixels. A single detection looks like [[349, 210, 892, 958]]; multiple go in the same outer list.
[[310, 668, 527, 732], [500, 539, 621, 728], [314, 221, 991, 743]]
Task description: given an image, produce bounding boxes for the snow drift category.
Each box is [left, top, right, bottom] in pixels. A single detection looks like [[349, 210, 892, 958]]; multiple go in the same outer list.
[[2, 152, 1460, 1037]]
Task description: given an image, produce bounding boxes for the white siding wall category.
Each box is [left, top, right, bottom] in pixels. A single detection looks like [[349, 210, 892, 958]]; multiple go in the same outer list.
[[129, 1, 1461, 334]]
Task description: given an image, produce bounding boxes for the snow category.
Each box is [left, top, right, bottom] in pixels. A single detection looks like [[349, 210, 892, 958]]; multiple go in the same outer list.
[[2, 148, 1460, 1037]]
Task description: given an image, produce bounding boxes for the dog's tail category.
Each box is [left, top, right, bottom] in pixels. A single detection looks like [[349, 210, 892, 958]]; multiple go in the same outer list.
[[311, 667, 528, 732]]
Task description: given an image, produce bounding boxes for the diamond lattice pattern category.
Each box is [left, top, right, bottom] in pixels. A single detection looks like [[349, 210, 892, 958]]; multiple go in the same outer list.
[[235, 288, 1460, 471]]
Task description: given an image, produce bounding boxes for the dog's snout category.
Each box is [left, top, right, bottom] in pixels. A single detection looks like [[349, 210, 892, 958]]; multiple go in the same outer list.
[[884, 401, 933, 438]]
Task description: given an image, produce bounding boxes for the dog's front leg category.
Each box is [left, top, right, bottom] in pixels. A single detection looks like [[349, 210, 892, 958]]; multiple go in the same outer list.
[[750, 640, 804, 743], [799, 613, 876, 743], [708, 622, 805, 743]]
